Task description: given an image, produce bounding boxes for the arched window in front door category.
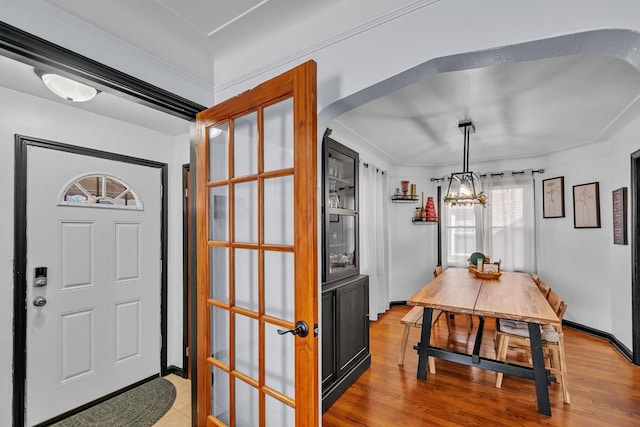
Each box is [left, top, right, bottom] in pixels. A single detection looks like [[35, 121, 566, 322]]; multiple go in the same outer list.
[[59, 173, 143, 209]]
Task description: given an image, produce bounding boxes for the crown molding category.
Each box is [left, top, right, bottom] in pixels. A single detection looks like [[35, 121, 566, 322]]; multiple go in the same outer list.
[[215, 0, 440, 94]]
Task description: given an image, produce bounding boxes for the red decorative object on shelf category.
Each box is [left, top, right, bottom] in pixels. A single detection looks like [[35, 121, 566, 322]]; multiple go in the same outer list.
[[425, 196, 438, 222]]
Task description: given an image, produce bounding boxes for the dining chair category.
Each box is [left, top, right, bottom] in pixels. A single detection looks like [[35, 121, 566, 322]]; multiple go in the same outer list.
[[537, 280, 551, 298], [531, 273, 541, 285], [494, 290, 570, 404]]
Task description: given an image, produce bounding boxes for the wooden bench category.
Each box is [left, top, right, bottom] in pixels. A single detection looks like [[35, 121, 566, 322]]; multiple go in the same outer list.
[[398, 306, 444, 372]]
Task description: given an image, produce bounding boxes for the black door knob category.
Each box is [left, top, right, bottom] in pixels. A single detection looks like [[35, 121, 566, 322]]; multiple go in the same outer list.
[[277, 320, 309, 338]]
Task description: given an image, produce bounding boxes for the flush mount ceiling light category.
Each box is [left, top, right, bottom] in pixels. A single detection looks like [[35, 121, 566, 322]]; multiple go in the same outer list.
[[34, 69, 98, 102], [443, 120, 487, 207]]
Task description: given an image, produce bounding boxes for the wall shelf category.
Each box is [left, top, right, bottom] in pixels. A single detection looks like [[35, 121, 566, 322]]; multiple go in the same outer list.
[[391, 195, 418, 202], [412, 219, 438, 224]]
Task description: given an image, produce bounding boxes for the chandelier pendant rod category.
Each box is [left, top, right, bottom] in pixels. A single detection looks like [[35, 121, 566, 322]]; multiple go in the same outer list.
[[463, 124, 469, 173]]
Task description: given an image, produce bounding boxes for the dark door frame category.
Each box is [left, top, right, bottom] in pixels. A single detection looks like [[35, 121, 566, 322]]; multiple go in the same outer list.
[[182, 163, 191, 378], [630, 149, 640, 365], [14, 135, 169, 425]]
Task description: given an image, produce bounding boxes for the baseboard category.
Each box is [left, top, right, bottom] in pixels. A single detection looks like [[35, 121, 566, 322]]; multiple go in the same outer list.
[[322, 354, 371, 413], [562, 320, 633, 362], [389, 300, 407, 307], [166, 365, 187, 378]]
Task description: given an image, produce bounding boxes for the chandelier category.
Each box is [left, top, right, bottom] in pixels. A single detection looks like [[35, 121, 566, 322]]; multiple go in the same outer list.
[[443, 120, 487, 207]]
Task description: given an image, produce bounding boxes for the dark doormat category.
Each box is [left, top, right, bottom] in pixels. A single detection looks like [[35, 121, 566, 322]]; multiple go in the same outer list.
[[52, 377, 176, 427]]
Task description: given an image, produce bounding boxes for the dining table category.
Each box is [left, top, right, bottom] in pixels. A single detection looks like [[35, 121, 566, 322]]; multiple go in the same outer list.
[[408, 267, 561, 416]]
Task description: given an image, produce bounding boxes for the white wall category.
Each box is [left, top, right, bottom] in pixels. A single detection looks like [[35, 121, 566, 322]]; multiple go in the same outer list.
[[216, 0, 640, 110], [386, 166, 439, 301], [0, 86, 188, 427]]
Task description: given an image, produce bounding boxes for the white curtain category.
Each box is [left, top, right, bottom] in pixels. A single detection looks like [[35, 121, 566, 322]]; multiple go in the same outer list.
[[359, 162, 389, 321], [480, 171, 536, 273]]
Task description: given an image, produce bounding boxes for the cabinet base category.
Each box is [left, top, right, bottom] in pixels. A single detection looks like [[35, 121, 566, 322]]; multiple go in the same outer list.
[[321, 353, 371, 413]]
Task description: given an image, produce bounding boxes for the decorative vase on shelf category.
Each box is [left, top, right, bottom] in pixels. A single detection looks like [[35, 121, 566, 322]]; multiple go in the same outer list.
[[401, 180, 409, 197]]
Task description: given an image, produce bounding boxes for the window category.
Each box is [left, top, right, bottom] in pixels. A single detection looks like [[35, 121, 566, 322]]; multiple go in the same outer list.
[[443, 174, 535, 272], [59, 174, 142, 210], [444, 205, 481, 266]]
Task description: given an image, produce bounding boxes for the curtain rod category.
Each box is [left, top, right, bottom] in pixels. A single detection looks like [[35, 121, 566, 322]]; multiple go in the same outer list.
[[431, 168, 544, 181], [362, 162, 386, 175]]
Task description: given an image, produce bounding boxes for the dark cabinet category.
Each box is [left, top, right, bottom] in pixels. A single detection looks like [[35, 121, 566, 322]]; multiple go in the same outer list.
[[322, 130, 370, 412], [321, 290, 336, 389], [321, 275, 370, 412]]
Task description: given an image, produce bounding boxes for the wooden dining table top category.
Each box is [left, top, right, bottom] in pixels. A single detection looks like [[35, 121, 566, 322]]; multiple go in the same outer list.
[[408, 267, 559, 325]]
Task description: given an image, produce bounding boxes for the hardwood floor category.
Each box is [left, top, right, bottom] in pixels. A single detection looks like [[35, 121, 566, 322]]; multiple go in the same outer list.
[[322, 305, 640, 427]]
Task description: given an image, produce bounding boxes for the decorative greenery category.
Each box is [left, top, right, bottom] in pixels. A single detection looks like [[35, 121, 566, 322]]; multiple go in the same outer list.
[[444, 191, 488, 207]]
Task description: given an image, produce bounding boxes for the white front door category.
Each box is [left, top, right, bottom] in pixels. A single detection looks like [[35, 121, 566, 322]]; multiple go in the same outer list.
[[25, 146, 161, 426]]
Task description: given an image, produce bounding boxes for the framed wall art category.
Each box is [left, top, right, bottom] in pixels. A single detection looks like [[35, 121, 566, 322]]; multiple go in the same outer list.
[[542, 176, 565, 218], [573, 181, 600, 228], [612, 187, 628, 244]]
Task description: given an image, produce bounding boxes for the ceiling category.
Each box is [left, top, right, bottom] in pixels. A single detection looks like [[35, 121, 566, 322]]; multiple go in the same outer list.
[[333, 53, 640, 167], [3, 1, 640, 164]]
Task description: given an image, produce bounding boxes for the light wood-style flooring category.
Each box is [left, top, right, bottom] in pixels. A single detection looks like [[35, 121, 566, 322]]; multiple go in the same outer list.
[[322, 305, 640, 427]]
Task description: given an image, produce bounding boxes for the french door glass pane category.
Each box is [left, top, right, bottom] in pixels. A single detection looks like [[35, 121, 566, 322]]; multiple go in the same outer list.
[[234, 313, 258, 380], [234, 248, 258, 312], [209, 186, 228, 241], [209, 123, 229, 181], [234, 112, 258, 178], [263, 176, 293, 245], [209, 247, 229, 303], [210, 365, 230, 424], [263, 98, 293, 172], [266, 394, 294, 427], [235, 378, 258, 427], [234, 181, 257, 243], [264, 322, 294, 398], [210, 305, 229, 365], [264, 251, 294, 321]]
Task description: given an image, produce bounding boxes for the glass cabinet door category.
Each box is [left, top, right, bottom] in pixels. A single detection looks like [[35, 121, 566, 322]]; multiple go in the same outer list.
[[323, 135, 359, 283], [327, 149, 355, 210], [327, 215, 355, 277]]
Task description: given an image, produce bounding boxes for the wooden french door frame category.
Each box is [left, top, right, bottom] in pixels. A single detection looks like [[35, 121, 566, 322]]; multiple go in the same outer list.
[[194, 60, 318, 426]]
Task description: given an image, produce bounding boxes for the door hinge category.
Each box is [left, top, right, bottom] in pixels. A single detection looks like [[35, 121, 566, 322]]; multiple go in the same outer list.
[[185, 188, 189, 198], [186, 347, 190, 357]]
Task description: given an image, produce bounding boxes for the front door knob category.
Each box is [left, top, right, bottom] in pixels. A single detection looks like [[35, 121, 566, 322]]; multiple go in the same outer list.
[[33, 296, 47, 307]]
